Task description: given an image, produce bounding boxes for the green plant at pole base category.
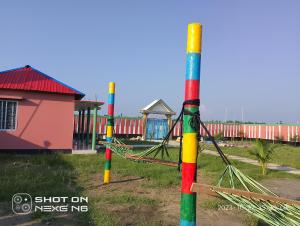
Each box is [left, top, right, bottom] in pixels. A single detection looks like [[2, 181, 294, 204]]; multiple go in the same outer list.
[[248, 139, 274, 175]]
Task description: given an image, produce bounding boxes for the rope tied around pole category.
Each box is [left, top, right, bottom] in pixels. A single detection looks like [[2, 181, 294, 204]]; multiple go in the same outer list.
[[163, 98, 231, 171], [162, 99, 201, 171]]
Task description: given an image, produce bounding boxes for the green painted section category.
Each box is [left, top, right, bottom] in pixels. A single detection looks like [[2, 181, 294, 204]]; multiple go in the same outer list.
[[104, 160, 111, 170], [183, 107, 199, 133], [107, 117, 114, 126], [91, 107, 97, 151], [180, 193, 197, 222]]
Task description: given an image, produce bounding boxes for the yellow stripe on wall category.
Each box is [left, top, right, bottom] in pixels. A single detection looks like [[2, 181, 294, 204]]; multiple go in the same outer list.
[[182, 133, 198, 163]]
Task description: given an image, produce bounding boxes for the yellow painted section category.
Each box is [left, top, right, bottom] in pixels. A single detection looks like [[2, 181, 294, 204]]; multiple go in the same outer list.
[[103, 170, 110, 184], [109, 82, 115, 94], [186, 23, 202, 53], [182, 133, 198, 163], [106, 125, 113, 137]]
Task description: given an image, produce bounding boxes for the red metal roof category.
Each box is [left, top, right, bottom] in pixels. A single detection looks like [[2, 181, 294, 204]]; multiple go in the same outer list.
[[0, 65, 85, 100]]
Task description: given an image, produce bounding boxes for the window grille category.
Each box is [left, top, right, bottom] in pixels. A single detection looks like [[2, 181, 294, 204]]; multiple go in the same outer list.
[[0, 100, 17, 130]]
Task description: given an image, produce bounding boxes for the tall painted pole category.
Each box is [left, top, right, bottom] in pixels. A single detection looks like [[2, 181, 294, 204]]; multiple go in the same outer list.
[[180, 23, 202, 226], [103, 82, 115, 184]]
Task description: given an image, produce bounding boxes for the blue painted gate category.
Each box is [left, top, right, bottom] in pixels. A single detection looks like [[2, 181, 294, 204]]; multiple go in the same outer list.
[[146, 118, 168, 140]]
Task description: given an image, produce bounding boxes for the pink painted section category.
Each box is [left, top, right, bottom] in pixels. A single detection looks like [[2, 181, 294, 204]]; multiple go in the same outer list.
[[0, 90, 75, 150]]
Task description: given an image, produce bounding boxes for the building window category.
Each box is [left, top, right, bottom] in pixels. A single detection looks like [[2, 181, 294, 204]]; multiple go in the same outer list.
[[0, 100, 17, 130]]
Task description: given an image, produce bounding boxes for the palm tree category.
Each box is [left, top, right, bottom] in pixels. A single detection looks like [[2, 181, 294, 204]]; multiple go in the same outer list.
[[249, 139, 274, 175]]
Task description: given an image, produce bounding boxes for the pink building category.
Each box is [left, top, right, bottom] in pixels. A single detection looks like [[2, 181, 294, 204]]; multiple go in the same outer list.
[[0, 65, 85, 152]]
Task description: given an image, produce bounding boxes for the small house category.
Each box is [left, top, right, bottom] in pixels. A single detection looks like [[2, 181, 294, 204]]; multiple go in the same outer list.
[[0, 65, 85, 152]]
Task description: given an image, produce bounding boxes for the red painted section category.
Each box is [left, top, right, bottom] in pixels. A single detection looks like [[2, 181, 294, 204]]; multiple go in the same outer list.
[[0, 66, 84, 100], [181, 162, 197, 194], [184, 80, 200, 101], [0, 90, 75, 150], [105, 148, 112, 159], [108, 104, 114, 116]]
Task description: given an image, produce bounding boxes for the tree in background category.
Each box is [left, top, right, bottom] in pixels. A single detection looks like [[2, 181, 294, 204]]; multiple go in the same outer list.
[[249, 139, 274, 175]]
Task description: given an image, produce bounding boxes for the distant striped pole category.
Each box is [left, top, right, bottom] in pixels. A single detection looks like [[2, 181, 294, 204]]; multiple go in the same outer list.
[[180, 23, 202, 226], [103, 82, 115, 184]]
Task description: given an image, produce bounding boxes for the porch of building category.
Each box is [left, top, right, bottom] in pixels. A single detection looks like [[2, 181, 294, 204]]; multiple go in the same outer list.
[[73, 100, 104, 150]]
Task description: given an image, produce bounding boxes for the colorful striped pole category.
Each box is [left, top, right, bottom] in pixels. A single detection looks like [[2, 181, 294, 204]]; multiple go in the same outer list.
[[103, 82, 115, 184], [180, 23, 202, 226]]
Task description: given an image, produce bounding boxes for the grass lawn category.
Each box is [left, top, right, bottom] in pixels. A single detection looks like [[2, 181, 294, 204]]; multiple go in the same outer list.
[[0, 148, 299, 225], [208, 142, 300, 169]]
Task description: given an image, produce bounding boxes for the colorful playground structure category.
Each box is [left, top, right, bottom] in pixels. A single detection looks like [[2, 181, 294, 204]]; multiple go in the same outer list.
[[97, 23, 300, 226]]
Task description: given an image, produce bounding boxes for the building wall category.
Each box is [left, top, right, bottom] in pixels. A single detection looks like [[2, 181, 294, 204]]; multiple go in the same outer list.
[[0, 90, 75, 150]]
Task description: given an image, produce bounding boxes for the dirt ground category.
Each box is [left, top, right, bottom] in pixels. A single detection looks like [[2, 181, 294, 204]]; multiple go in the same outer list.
[[1, 175, 300, 226], [99, 174, 249, 226]]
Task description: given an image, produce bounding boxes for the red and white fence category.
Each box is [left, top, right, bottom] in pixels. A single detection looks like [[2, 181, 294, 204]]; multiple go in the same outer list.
[[74, 116, 144, 135], [74, 116, 300, 142]]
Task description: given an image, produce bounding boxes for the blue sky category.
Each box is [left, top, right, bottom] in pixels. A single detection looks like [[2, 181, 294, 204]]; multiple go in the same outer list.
[[0, 0, 299, 123]]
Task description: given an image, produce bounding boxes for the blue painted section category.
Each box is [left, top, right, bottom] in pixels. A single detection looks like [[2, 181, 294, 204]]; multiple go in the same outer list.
[[180, 220, 196, 226], [146, 118, 168, 140], [186, 53, 201, 80], [108, 94, 115, 104], [106, 137, 113, 142]]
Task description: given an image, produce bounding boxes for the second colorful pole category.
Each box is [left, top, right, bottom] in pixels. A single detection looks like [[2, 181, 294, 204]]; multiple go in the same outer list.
[[103, 82, 115, 184]]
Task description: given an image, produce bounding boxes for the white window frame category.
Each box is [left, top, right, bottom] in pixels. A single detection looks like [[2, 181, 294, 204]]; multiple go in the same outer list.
[[0, 100, 18, 131]]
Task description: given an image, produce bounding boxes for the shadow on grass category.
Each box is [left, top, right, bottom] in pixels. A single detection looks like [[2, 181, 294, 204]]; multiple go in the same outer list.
[[86, 177, 144, 190], [0, 153, 96, 226], [108, 177, 144, 184]]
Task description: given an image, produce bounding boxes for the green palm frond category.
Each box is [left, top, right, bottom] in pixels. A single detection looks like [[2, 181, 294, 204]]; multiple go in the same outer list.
[[249, 139, 275, 175]]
